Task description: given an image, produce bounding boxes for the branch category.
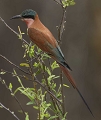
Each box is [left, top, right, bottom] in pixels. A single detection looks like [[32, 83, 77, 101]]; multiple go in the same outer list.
[[0, 17, 29, 45], [0, 54, 30, 75], [0, 102, 20, 120], [53, 0, 63, 6], [58, 8, 66, 44], [60, 70, 65, 114], [0, 77, 26, 116], [57, 2, 67, 116], [0, 68, 62, 105]]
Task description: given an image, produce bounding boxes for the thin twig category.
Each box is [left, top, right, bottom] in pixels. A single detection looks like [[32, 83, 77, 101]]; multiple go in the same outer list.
[[0, 77, 26, 116], [60, 70, 65, 114], [57, 3, 67, 117], [58, 8, 66, 44], [0, 17, 29, 45], [2, 69, 62, 104], [0, 102, 20, 120], [0, 54, 30, 75], [53, 0, 63, 6], [0, 69, 28, 79]]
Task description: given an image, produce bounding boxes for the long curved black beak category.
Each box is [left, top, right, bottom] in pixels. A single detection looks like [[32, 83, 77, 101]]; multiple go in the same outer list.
[[10, 15, 22, 20]]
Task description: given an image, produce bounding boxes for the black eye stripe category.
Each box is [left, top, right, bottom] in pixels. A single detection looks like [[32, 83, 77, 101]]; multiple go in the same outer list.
[[22, 15, 34, 19]]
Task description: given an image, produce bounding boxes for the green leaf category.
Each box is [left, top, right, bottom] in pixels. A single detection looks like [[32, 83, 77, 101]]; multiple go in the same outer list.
[[28, 45, 35, 58], [41, 53, 50, 59], [13, 70, 24, 88], [44, 113, 50, 118], [0, 106, 3, 108], [51, 61, 59, 71], [33, 106, 39, 110], [48, 75, 59, 81], [63, 84, 70, 88], [25, 112, 29, 120], [33, 62, 40, 68], [37, 46, 42, 53], [26, 101, 35, 105], [46, 67, 51, 76], [48, 115, 58, 120], [62, 0, 75, 8], [20, 63, 29, 67], [18, 26, 25, 40], [9, 83, 12, 90], [63, 112, 68, 119], [18, 110, 23, 113], [0, 71, 6, 75]]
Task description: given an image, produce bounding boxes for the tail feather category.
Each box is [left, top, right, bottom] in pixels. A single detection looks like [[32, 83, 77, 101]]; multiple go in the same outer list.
[[76, 87, 94, 117], [59, 65, 76, 88], [59, 64, 94, 117]]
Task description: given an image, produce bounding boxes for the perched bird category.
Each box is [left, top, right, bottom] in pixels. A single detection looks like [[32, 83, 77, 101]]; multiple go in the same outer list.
[[11, 9, 93, 116]]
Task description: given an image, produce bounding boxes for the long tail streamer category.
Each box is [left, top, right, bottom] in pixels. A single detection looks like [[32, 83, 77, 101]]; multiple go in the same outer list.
[[59, 65, 94, 117]]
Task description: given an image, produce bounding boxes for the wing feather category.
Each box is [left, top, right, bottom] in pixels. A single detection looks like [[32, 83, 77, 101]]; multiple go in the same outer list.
[[28, 28, 71, 70]]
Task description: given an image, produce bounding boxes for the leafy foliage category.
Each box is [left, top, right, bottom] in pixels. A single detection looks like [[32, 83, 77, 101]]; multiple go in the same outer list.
[[62, 0, 75, 8], [0, 0, 76, 119]]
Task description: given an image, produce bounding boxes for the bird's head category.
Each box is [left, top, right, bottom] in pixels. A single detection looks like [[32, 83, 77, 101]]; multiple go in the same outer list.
[[11, 9, 37, 27]]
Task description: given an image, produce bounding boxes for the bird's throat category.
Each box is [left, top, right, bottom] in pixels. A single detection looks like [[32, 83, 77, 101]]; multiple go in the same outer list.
[[22, 18, 34, 28]]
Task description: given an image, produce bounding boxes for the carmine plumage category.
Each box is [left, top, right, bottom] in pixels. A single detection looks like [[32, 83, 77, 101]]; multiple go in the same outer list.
[[11, 9, 94, 117]]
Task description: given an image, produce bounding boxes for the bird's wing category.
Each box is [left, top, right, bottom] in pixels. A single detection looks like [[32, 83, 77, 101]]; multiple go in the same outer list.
[[28, 28, 71, 70]]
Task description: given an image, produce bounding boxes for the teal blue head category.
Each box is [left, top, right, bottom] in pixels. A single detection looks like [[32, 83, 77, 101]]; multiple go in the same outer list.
[[11, 9, 37, 20]]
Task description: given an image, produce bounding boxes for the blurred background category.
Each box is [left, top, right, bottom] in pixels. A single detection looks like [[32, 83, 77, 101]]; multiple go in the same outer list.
[[0, 0, 101, 120]]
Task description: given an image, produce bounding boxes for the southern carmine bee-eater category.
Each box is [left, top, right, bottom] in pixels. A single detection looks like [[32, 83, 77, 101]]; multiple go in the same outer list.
[[11, 9, 94, 116]]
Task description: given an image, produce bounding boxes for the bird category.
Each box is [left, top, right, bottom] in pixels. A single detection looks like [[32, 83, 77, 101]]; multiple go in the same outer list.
[[11, 9, 94, 117]]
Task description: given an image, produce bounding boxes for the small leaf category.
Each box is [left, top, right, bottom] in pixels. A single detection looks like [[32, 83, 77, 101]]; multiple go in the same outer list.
[[0, 106, 3, 108], [44, 113, 50, 118], [26, 101, 35, 105], [9, 83, 13, 90], [0, 71, 6, 74], [62, 0, 75, 8], [33, 106, 39, 110], [28, 45, 35, 58], [20, 63, 29, 67], [63, 84, 70, 88], [51, 61, 59, 71], [25, 112, 29, 120], [48, 115, 58, 120], [37, 46, 42, 53], [18, 110, 23, 113], [33, 62, 40, 68], [0, 69, 6, 74], [46, 67, 51, 76], [41, 53, 50, 59], [18, 26, 25, 40]]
